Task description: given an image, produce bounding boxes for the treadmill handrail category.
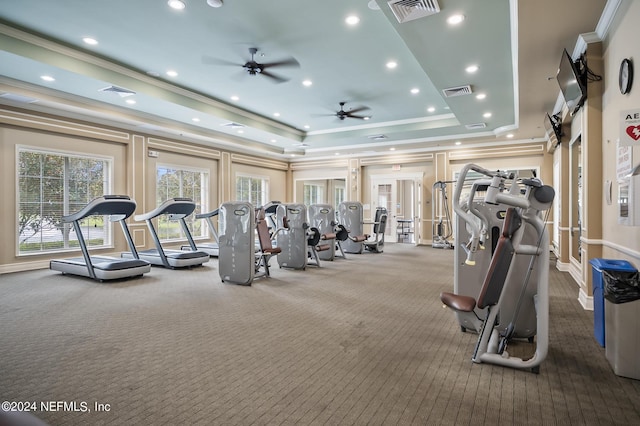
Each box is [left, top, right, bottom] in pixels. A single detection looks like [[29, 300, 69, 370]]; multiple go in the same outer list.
[[195, 208, 219, 219], [62, 195, 136, 223], [134, 198, 196, 221]]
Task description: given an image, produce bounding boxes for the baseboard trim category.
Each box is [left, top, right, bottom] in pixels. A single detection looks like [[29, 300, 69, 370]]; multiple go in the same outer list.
[[555, 260, 570, 272], [578, 288, 594, 311], [0, 259, 49, 274]]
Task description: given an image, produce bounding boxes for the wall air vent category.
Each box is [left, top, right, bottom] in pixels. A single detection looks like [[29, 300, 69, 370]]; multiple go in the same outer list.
[[98, 85, 136, 98], [442, 85, 473, 98], [465, 123, 486, 130], [388, 0, 440, 23]]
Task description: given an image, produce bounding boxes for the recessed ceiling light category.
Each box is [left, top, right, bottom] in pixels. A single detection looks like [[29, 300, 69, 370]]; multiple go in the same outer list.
[[230, 95, 239, 101], [427, 106, 435, 113], [386, 61, 398, 69], [345, 15, 360, 25], [207, 0, 223, 7], [290, 154, 296, 157], [506, 133, 514, 138], [167, 0, 185, 10], [455, 141, 462, 145], [125, 99, 136, 105], [368, 0, 380, 10], [411, 88, 420, 94], [40, 75, 55, 82], [82, 37, 98, 45], [303, 125, 310, 129], [192, 118, 200, 122], [389, 147, 395, 151], [270, 139, 277, 143], [273, 112, 280, 117], [447, 14, 465, 25], [302, 79, 313, 87], [483, 112, 492, 118], [335, 152, 340, 156], [476, 93, 487, 100], [166, 70, 178, 77], [237, 130, 244, 134], [466, 65, 479, 73]]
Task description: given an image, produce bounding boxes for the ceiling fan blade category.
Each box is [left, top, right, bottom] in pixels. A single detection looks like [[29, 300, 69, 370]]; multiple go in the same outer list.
[[260, 69, 289, 83], [202, 55, 243, 67], [345, 114, 369, 120], [262, 57, 300, 69], [310, 112, 338, 117], [346, 106, 370, 115]]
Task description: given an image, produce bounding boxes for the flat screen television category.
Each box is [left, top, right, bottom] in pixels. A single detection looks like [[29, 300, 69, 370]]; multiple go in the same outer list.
[[544, 112, 562, 148], [556, 49, 586, 115]]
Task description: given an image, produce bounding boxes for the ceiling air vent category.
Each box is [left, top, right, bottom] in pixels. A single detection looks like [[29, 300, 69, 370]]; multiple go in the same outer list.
[[465, 123, 486, 130], [442, 85, 473, 98], [368, 134, 388, 141], [388, 0, 440, 23], [0, 93, 38, 104], [222, 122, 245, 129], [99, 85, 136, 98]]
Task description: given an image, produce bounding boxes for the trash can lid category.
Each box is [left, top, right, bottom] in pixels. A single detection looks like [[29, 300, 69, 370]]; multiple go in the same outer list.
[[589, 258, 637, 272]]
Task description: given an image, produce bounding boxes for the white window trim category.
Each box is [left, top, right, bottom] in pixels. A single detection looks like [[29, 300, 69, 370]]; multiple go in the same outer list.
[[156, 163, 210, 242], [235, 173, 270, 207], [15, 145, 114, 256]]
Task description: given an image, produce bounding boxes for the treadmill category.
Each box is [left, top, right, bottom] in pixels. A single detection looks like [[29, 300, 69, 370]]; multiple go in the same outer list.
[[182, 208, 219, 257], [122, 198, 209, 268], [49, 195, 151, 281]]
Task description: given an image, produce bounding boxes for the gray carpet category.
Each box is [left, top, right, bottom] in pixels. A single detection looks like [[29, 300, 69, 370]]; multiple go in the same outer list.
[[1, 244, 639, 426]]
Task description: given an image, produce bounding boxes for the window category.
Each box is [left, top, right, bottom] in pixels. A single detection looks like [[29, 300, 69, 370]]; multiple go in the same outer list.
[[303, 183, 324, 206], [236, 175, 268, 207], [334, 185, 345, 208], [18, 148, 111, 254], [156, 165, 209, 240]]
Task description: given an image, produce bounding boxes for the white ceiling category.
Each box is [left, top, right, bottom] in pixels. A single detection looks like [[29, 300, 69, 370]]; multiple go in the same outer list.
[[0, 0, 607, 160]]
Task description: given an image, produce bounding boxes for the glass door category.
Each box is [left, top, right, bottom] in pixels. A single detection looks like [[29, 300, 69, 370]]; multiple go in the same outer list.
[[570, 136, 583, 264], [371, 179, 397, 242]]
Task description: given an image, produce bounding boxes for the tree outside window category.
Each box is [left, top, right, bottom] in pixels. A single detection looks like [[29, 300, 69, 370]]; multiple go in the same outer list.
[[18, 149, 110, 254], [236, 175, 268, 207], [156, 165, 208, 240]]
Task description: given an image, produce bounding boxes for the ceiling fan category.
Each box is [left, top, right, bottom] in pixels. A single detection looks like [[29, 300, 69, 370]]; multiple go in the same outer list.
[[334, 102, 371, 121], [203, 47, 300, 83]]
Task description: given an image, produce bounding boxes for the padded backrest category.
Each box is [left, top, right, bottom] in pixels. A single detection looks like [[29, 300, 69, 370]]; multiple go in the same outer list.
[[256, 218, 273, 251], [373, 208, 387, 233], [476, 208, 521, 309], [377, 214, 388, 235]]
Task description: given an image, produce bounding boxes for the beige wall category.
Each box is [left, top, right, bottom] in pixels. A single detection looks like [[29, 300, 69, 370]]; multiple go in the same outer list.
[[0, 103, 554, 274], [0, 109, 288, 273], [0, 126, 129, 270], [601, 0, 640, 264], [232, 161, 287, 204]]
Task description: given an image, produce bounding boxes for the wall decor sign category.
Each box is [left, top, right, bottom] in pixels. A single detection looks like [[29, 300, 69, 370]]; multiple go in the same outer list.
[[620, 108, 640, 146]]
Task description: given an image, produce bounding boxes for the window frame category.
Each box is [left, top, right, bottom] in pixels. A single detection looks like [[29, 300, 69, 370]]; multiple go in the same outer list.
[[303, 182, 325, 206], [235, 173, 269, 208], [15, 145, 114, 256], [156, 162, 210, 242]]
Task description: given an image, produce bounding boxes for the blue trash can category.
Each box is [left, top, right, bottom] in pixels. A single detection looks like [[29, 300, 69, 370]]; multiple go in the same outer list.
[[589, 258, 637, 347]]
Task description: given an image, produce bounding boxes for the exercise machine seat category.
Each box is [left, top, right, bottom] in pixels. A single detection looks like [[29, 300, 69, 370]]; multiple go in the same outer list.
[[440, 208, 521, 312]]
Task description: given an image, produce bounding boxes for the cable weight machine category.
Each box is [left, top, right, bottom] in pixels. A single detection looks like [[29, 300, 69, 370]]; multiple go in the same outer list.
[[432, 180, 454, 249]]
